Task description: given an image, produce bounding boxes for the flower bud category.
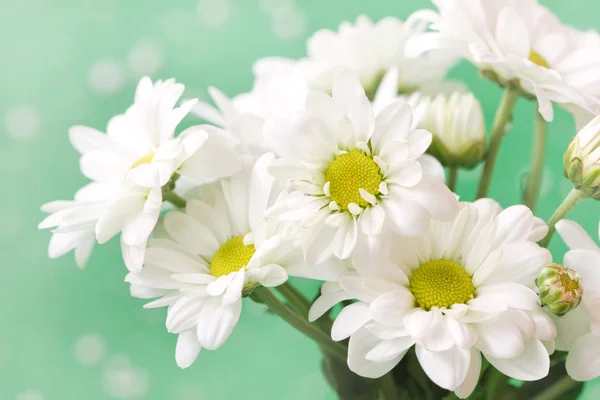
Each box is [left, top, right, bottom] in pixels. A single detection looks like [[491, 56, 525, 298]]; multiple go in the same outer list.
[[536, 263, 583, 317], [421, 92, 485, 169], [564, 115, 600, 199]]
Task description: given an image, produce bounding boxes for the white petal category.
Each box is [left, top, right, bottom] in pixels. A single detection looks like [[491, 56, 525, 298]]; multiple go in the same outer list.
[[370, 288, 414, 328], [331, 216, 358, 260], [348, 327, 406, 378], [397, 176, 458, 221], [121, 238, 147, 272], [486, 339, 550, 381], [197, 298, 242, 350], [455, 349, 482, 399], [359, 205, 385, 236], [180, 130, 242, 182], [416, 345, 471, 391], [175, 330, 202, 369], [566, 333, 600, 381], [495, 7, 530, 59], [366, 336, 415, 362], [332, 303, 371, 341], [556, 219, 599, 251], [309, 290, 355, 322], [256, 264, 288, 287], [475, 312, 526, 358], [382, 191, 429, 236], [471, 283, 539, 311]]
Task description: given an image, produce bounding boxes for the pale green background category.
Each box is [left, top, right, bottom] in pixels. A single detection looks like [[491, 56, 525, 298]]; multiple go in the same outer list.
[[1, 0, 599, 399]]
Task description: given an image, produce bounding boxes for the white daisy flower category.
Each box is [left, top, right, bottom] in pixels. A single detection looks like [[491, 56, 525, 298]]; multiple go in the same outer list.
[[40, 77, 242, 271], [302, 15, 457, 97], [266, 71, 458, 263], [126, 154, 345, 368], [553, 219, 600, 381], [420, 91, 486, 169], [37, 182, 117, 268], [310, 200, 554, 398], [406, 0, 600, 121]]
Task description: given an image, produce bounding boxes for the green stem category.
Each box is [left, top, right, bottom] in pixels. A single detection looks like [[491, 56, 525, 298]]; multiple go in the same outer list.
[[539, 189, 585, 248], [276, 282, 311, 319], [486, 368, 509, 400], [163, 191, 187, 208], [252, 287, 347, 362], [379, 372, 400, 400], [524, 112, 548, 211], [447, 167, 458, 192], [476, 88, 520, 199], [531, 375, 579, 400]]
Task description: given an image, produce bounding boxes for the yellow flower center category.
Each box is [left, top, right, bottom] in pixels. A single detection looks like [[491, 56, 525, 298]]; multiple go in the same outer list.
[[529, 50, 550, 69], [209, 236, 256, 278], [409, 260, 475, 310], [130, 153, 155, 169], [325, 150, 382, 210], [559, 272, 580, 295]]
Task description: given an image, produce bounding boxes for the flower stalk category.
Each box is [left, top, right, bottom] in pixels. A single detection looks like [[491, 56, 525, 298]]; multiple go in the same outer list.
[[539, 189, 585, 248], [447, 167, 458, 192], [252, 287, 347, 362], [524, 112, 548, 211], [476, 88, 520, 198]]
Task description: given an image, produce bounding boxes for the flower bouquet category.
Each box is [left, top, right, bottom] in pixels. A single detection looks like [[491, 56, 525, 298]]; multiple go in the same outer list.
[[39, 1, 600, 398]]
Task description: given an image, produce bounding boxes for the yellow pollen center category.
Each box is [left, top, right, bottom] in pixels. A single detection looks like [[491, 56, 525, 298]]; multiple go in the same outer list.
[[325, 150, 382, 210], [209, 236, 256, 278], [130, 153, 155, 169], [529, 50, 550, 69], [559, 272, 579, 295], [409, 260, 475, 310]]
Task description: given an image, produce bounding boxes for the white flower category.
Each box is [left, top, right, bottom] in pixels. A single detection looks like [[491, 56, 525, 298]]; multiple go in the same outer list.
[[554, 219, 600, 381], [40, 77, 242, 271], [126, 154, 345, 368], [303, 15, 457, 96], [564, 114, 600, 199], [37, 183, 115, 268], [406, 0, 600, 121], [420, 91, 486, 168], [266, 72, 458, 263], [311, 200, 554, 398]]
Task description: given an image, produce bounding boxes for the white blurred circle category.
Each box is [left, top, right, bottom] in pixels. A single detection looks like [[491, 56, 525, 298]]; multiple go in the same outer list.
[[197, 0, 231, 27], [4, 106, 41, 142], [127, 41, 164, 78], [103, 355, 149, 399], [270, 4, 307, 40], [74, 333, 106, 367], [15, 391, 45, 400], [88, 58, 124, 95]]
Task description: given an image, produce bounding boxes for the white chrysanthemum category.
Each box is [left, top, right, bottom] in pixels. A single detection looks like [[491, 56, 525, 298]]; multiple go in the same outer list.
[[406, 0, 600, 121], [265, 72, 458, 263], [420, 91, 486, 168], [302, 15, 457, 96], [126, 154, 345, 368], [39, 77, 242, 270], [310, 200, 554, 398], [553, 219, 600, 381]]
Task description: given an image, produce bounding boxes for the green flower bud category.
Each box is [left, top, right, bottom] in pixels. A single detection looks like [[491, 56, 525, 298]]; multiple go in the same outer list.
[[421, 92, 486, 169], [564, 115, 600, 199], [536, 263, 583, 317]]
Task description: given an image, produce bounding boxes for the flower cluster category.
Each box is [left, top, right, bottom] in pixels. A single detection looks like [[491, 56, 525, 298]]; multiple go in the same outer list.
[[40, 2, 600, 399]]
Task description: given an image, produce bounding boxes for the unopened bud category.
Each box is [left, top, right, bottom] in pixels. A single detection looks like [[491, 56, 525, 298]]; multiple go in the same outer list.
[[421, 92, 485, 169], [536, 263, 583, 317], [564, 115, 600, 199]]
